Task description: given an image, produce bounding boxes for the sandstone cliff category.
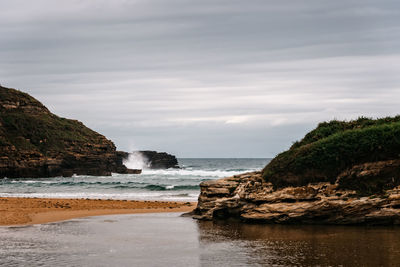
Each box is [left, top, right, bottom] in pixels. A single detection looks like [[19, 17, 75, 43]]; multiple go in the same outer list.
[[0, 85, 135, 178], [192, 117, 400, 225]]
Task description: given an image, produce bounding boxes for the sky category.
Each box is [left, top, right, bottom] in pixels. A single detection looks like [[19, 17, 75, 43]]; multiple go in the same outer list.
[[1, 0, 400, 157]]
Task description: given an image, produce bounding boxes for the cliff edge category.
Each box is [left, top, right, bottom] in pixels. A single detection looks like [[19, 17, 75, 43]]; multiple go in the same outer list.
[[0, 85, 132, 178], [192, 117, 400, 224]]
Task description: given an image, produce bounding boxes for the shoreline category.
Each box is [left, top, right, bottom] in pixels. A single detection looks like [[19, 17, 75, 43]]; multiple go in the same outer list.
[[0, 197, 196, 226]]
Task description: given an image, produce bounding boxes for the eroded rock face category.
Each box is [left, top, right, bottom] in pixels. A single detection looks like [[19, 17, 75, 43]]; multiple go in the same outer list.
[[192, 168, 400, 225]]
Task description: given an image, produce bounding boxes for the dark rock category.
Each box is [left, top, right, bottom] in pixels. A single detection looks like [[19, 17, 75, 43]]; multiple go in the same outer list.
[[136, 150, 179, 169]]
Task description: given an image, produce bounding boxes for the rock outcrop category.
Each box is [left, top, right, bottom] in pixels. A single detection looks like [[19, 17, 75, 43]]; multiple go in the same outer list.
[[0, 85, 139, 178], [192, 116, 400, 225], [137, 150, 179, 169], [192, 167, 400, 225]]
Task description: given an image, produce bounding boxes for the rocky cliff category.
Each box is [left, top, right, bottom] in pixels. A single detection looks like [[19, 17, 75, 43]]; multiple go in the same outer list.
[[192, 117, 400, 225], [0, 85, 136, 178]]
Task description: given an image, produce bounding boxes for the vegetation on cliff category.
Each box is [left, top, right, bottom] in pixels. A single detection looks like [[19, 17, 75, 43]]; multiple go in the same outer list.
[[262, 116, 400, 194], [193, 116, 400, 224], [0, 88, 111, 153], [0, 85, 128, 177]]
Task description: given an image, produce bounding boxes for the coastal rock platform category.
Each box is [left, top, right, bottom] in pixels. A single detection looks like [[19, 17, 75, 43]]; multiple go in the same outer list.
[[192, 170, 400, 225]]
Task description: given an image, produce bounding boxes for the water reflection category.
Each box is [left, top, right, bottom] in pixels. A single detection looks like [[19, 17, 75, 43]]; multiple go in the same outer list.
[[1, 214, 400, 266], [197, 220, 400, 266]]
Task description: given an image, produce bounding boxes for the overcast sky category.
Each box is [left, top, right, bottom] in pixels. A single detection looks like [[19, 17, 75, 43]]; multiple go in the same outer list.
[[1, 0, 400, 157]]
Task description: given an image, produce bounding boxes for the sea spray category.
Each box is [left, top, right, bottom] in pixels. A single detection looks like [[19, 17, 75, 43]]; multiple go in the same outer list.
[[123, 151, 149, 169]]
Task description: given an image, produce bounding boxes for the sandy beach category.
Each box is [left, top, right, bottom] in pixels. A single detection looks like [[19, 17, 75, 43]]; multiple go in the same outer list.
[[0, 197, 196, 226]]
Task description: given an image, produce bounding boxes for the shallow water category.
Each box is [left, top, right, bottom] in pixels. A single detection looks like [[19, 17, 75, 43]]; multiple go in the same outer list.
[[1, 213, 399, 266]]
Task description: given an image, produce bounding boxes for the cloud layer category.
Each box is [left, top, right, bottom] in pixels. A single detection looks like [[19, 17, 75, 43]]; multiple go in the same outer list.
[[1, 0, 400, 157]]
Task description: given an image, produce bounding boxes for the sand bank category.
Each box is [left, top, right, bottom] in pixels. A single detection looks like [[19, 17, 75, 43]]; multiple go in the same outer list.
[[0, 197, 196, 226]]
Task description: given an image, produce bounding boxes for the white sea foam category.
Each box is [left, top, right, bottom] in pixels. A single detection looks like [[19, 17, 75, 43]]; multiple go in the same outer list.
[[10, 180, 38, 184], [141, 168, 256, 177], [0, 191, 199, 201], [123, 151, 149, 170]]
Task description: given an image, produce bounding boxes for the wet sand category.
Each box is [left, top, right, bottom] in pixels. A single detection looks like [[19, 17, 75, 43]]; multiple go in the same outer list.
[[0, 197, 196, 226]]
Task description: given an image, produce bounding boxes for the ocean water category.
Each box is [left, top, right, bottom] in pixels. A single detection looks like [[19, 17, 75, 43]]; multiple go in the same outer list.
[[2, 158, 400, 267], [1, 213, 400, 267], [0, 158, 269, 201]]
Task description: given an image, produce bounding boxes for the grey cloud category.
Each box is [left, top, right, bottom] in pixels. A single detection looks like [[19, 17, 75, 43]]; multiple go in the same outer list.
[[1, 0, 400, 157]]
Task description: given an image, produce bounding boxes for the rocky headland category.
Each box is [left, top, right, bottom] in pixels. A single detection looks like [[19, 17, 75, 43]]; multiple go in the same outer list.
[[1, 86, 147, 178], [193, 117, 400, 225]]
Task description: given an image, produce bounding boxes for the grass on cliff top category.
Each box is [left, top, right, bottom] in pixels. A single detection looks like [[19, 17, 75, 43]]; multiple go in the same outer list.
[[0, 86, 114, 154], [2, 112, 102, 147], [1, 112, 111, 154], [291, 116, 400, 149], [262, 116, 400, 189], [0, 86, 45, 107]]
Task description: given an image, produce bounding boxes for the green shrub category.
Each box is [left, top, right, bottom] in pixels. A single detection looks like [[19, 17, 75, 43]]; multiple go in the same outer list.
[[291, 116, 400, 149], [263, 117, 400, 189]]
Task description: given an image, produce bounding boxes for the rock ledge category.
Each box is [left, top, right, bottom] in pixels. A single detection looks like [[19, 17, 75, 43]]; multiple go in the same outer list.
[[192, 170, 400, 225]]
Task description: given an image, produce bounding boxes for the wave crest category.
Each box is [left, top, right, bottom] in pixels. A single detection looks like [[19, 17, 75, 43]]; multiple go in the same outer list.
[[141, 168, 256, 177]]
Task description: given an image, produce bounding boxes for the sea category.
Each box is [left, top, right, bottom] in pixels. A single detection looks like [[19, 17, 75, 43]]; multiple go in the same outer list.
[[2, 158, 400, 266], [0, 158, 270, 201]]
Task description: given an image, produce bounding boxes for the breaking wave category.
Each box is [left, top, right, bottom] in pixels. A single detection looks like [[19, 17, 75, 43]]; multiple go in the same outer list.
[[0, 158, 270, 201], [141, 168, 255, 177]]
